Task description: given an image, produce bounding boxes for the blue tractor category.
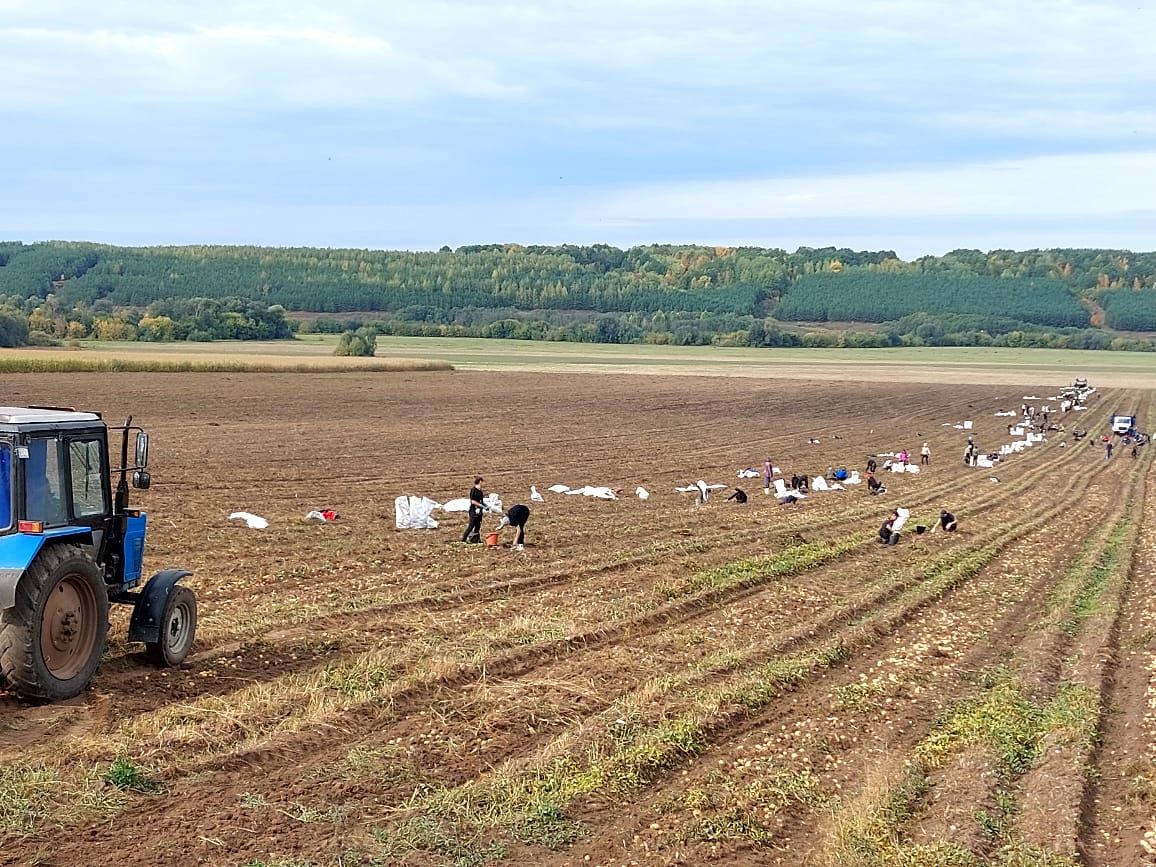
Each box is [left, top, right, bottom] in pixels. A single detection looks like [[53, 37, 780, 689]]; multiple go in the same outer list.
[[0, 407, 196, 702]]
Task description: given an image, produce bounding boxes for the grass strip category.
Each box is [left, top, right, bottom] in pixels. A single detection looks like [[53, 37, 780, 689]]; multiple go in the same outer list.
[[368, 537, 1008, 857], [658, 534, 870, 600], [0, 357, 453, 373], [825, 674, 1097, 867], [822, 486, 1144, 867]]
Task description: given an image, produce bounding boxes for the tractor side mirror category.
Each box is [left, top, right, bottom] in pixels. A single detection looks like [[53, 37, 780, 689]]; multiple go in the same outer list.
[[135, 432, 149, 468], [132, 470, 151, 490]]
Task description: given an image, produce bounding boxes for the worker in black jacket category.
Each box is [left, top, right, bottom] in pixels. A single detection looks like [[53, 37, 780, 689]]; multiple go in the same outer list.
[[498, 503, 531, 551], [932, 509, 958, 533], [461, 476, 485, 543]]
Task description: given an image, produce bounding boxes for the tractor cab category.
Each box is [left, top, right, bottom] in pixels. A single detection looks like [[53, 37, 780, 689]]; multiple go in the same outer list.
[[0, 407, 195, 702]]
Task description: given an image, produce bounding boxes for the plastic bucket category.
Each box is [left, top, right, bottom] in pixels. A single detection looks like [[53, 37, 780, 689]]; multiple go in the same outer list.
[[485, 532, 501, 548]]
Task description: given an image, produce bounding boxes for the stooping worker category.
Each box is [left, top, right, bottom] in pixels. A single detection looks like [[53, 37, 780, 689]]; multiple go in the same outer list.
[[497, 503, 531, 551], [877, 507, 910, 545], [461, 475, 486, 544], [931, 509, 958, 533], [866, 472, 886, 495], [726, 488, 748, 504], [878, 511, 897, 544]]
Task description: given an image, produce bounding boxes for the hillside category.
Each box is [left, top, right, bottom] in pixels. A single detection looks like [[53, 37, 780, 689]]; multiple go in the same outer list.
[[1, 241, 1155, 349]]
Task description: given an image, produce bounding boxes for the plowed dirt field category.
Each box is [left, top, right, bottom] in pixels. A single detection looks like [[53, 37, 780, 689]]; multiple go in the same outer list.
[[1, 370, 1153, 867]]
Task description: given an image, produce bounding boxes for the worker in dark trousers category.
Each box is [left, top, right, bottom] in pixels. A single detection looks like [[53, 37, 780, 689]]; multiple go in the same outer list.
[[879, 511, 898, 544], [461, 476, 485, 543], [498, 503, 531, 551], [931, 509, 958, 533]]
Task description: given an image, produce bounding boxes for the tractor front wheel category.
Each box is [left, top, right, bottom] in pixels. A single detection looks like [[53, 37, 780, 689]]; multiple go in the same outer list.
[[0, 545, 109, 702], [146, 585, 197, 667]]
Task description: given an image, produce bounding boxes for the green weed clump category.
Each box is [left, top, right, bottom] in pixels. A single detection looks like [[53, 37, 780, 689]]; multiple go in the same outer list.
[[102, 756, 164, 793]]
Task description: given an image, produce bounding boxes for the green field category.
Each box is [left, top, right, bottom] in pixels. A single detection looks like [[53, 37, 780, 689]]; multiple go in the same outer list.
[[2, 336, 1154, 386], [336, 335, 1156, 386]]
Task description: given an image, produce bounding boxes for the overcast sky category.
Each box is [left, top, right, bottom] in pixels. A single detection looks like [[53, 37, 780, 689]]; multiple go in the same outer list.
[[3, 0, 1156, 257]]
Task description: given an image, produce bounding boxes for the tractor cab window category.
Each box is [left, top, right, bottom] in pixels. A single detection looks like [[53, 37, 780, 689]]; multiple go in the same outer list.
[[0, 442, 10, 530], [68, 438, 107, 518], [24, 437, 67, 527]]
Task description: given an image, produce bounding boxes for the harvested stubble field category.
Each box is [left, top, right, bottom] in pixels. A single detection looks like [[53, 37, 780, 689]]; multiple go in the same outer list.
[[0, 369, 1154, 867]]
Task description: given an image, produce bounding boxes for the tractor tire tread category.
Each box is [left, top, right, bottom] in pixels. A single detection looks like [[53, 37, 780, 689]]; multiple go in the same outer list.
[[0, 544, 108, 703]]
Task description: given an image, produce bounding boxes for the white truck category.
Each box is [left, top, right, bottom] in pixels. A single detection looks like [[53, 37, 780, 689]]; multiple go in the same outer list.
[[1112, 414, 1137, 436]]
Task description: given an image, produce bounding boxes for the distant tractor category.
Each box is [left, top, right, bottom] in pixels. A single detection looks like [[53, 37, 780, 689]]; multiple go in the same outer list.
[[0, 407, 196, 702]]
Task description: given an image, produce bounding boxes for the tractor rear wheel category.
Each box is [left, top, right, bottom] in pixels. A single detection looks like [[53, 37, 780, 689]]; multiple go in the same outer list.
[[146, 585, 197, 667], [0, 545, 109, 702]]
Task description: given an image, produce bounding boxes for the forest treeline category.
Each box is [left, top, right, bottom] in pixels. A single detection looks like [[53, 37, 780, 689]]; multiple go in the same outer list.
[[0, 240, 1154, 349]]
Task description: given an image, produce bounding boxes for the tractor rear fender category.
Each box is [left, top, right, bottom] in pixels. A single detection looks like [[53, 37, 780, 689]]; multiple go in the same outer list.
[[0, 528, 95, 609], [127, 568, 193, 644]]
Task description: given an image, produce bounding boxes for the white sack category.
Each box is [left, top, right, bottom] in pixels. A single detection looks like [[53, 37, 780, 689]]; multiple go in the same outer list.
[[565, 485, 617, 499], [410, 497, 440, 529], [394, 496, 440, 529], [583, 486, 618, 500], [393, 496, 411, 528], [229, 511, 268, 530]]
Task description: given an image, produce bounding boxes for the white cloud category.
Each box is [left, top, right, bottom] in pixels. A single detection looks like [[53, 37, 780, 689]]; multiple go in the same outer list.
[[197, 26, 392, 57], [4, 1, 1156, 252], [0, 5, 521, 107], [588, 151, 1156, 222], [3, 0, 1155, 112]]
